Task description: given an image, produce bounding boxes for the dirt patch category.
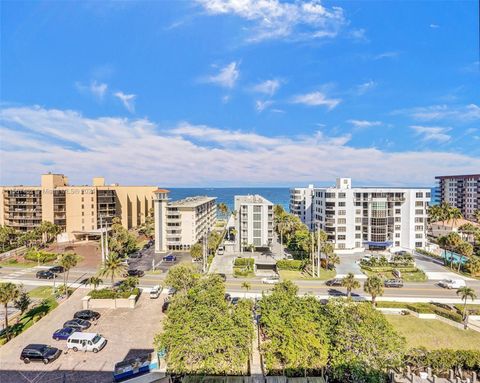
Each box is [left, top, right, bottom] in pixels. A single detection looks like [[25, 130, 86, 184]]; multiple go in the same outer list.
[[46, 241, 102, 270]]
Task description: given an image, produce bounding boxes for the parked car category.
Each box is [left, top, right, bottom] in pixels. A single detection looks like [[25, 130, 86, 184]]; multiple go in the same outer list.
[[262, 276, 280, 284], [285, 254, 294, 260], [124, 269, 145, 277], [149, 285, 162, 299], [325, 278, 343, 287], [20, 344, 61, 364], [129, 252, 142, 259], [163, 254, 176, 262], [63, 319, 91, 331], [231, 297, 240, 305], [217, 249, 224, 255], [52, 327, 78, 341], [166, 287, 176, 296], [162, 301, 170, 313], [67, 332, 107, 353], [438, 279, 466, 289], [74, 310, 100, 321], [384, 279, 404, 288], [225, 293, 232, 302], [36, 270, 55, 279], [49, 266, 65, 274]]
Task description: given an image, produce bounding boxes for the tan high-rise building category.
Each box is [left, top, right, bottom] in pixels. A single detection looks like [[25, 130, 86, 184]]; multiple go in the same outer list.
[[0, 173, 157, 240]]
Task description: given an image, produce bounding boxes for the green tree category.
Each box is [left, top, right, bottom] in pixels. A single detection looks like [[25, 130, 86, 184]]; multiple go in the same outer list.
[[439, 232, 462, 268], [217, 203, 229, 220], [108, 217, 138, 255], [327, 251, 340, 270], [13, 285, 31, 320], [0, 226, 17, 252], [99, 252, 127, 285], [342, 273, 360, 299], [456, 286, 477, 328], [455, 241, 473, 272], [325, 299, 406, 381], [155, 274, 253, 374], [164, 263, 199, 293], [447, 206, 463, 229], [190, 242, 203, 260], [58, 253, 78, 294], [474, 209, 480, 223], [86, 276, 103, 290], [241, 281, 250, 298], [363, 275, 384, 307], [466, 256, 480, 277], [0, 282, 19, 340], [140, 208, 155, 238], [259, 281, 329, 376]]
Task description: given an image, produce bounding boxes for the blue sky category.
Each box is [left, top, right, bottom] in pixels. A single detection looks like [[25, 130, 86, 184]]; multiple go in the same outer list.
[[1, 0, 479, 187]]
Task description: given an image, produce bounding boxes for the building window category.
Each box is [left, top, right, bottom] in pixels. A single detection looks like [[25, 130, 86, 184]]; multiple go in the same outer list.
[[415, 233, 423, 239], [253, 213, 261, 220], [355, 242, 361, 248], [338, 243, 346, 249], [416, 192, 423, 198], [338, 202, 346, 207], [338, 218, 346, 224], [355, 217, 362, 223], [337, 226, 346, 232], [355, 233, 361, 239], [415, 201, 423, 207], [415, 241, 423, 248], [253, 205, 262, 213], [338, 193, 346, 198], [337, 235, 346, 240], [338, 210, 346, 216]]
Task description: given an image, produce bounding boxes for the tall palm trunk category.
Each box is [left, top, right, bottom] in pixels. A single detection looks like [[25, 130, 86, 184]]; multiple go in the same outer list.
[[4, 304, 10, 340]]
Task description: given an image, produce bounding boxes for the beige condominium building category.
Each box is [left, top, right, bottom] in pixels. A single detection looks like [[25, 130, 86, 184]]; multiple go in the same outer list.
[[0, 173, 157, 241], [153, 190, 217, 252]]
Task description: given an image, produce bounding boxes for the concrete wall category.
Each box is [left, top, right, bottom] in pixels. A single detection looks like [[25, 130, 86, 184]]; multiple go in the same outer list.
[[82, 295, 138, 309]]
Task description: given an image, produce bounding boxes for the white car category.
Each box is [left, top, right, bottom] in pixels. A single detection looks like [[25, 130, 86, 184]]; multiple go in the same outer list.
[[438, 279, 466, 289], [149, 285, 162, 299], [67, 332, 107, 353], [262, 276, 280, 284]]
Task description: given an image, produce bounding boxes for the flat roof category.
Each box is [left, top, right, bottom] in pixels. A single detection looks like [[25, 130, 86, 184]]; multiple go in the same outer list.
[[169, 196, 217, 208], [435, 174, 480, 180], [235, 194, 273, 205]]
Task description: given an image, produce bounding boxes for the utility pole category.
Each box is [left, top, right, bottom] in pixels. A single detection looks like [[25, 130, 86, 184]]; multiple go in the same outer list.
[[310, 231, 314, 277], [316, 223, 321, 278], [100, 215, 105, 264], [104, 218, 109, 259]]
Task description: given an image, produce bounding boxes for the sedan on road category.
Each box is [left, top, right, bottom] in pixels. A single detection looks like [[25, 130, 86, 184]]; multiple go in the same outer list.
[[20, 344, 61, 364], [52, 327, 78, 341], [74, 310, 101, 321], [36, 270, 55, 279], [124, 269, 145, 277], [325, 278, 343, 287], [49, 266, 65, 274], [162, 254, 176, 262], [63, 319, 91, 331], [384, 279, 404, 288], [262, 276, 280, 285]]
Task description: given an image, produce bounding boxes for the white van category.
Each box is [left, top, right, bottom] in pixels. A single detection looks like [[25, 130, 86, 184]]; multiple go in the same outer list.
[[438, 279, 466, 289], [150, 285, 162, 299], [67, 332, 107, 353]]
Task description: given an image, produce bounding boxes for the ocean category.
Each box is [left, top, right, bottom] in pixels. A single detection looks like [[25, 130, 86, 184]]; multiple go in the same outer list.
[[168, 187, 439, 212]]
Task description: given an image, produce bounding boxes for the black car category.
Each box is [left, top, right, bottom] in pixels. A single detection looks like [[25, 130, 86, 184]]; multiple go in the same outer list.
[[125, 269, 145, 277], [73, 310, 100, 321], [63, 319, 91, 330], [49, 266, 65, 274], [325, 278, 342, 287], [20, 344, 61, 364], [162, 301, 170, 313], [129, 252, 142, 259], [36, 270, 55, 279], [384, 279, 404, 288], [231, 297, 240, 305]]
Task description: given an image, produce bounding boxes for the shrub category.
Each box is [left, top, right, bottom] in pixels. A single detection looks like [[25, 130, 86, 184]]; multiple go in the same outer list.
[[234, 257, 254, 268], [89, 287, 140, 299], [234, 269, 252, 278], [24, 249, 58, 263], [406, 348, 480, 373], [276, 259, 304, 271]]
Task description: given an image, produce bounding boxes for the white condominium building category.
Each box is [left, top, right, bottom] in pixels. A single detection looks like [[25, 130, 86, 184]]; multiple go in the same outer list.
[[289, 184, 315, 230], [234, 195, 274, 251], [435, 174, 480, 221], [154, 190, 217, 252], [292, 178, 431, 252]]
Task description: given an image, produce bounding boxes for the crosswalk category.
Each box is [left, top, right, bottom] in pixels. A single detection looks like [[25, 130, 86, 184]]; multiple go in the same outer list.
[[1, 268, 33, 280]]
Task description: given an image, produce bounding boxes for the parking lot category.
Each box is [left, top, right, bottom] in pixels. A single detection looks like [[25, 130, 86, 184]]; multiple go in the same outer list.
[[128, 246, 195, 274], [0, 288, 166, 383]]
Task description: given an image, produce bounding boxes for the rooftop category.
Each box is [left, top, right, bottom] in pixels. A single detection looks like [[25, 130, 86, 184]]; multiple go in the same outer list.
[[169, 196, 216, 208], [431, 218, 480, 229], [235, 194, 273, 205]]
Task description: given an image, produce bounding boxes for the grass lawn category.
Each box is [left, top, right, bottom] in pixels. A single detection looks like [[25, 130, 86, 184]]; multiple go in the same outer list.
[[386, 315, 480, 350], [362, 268, 427, 282], [28, 286, 54, 299], [279, 269, 336, 281], [0, 259, 39, 268]]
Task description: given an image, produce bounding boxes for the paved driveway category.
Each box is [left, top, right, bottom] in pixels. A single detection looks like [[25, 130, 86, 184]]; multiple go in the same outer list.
[[413, 250, 474, 281], [336, 252, 366, 279], [0, 288, 166, 383]]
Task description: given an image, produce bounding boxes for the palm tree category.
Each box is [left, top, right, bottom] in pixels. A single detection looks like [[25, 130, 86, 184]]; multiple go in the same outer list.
[[467, 256, 480, 277], [0, 282, 19, 340], [328, 252, 340, 270], [455, 241, 473, 272], [457, 286, 477, 329], [473, 209, 480, 224], [439, 232, 462, 268], [86, 276, 103, 290], [342, 273, 360, 299], [241, 281, 251, 298], [99, 253, 127, 285], [363, 275, 384, 307], [217, 203, 229, 220], [58, 253, 78, 294], [448, 207, 463, 230]]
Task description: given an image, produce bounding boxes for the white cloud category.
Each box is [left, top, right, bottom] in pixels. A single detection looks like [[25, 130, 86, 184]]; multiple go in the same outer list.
[[399, 104, 480, 122], [203, 62, 240, 89], [429, 23, 440, 29], [373, 51, 400, 60], [2, 106, 479, 187], [114, 91, 136, 113], [196, 0, 346, 42], [350, 28, 368, 42], [75, 80, 108, 100], [410, 125, 451, 143], [252, 79, 281, 96], [356, 80, 377, 95], [291, 91, 341, 110], [348, 119, 381, 128], [255, 100, 273, 112]]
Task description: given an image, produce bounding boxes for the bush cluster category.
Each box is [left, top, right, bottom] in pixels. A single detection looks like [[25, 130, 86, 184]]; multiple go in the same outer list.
[[376, 302, 463, 322], [24, 249, 58, 263], [405, 348, 480, 373], [89, 287, 140, 299], [276, 259, 305, 271], [234, 257, 254, 267]]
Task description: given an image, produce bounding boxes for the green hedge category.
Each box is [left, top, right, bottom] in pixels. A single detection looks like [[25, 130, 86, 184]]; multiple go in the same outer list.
[[406, 348, 480, 372], [276, 259, 304, 271], [361, 265, 418, 273], [234, 257, 254, 267], [24, 249, 58, 263], [376, 302, 463, 322], [415, 248, 444, 261], [89, 287, 140, 299]]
